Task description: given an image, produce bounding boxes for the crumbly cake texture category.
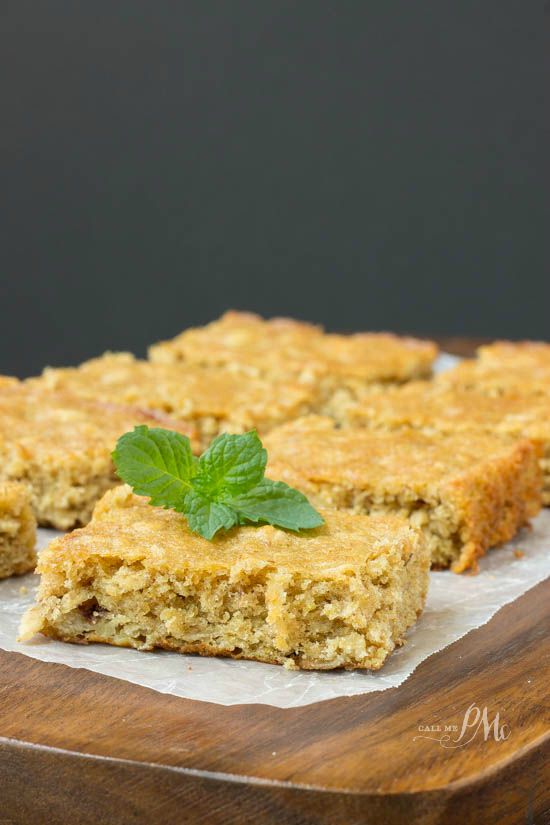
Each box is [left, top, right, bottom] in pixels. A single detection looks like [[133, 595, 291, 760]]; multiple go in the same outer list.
[[477, 340, 550, 369], [28, 352, 321, 450], [344, 383, 550, 506], [148, 311, 438, 407], [264, 417, 542, 573], [19, 486, 430, 672], [0, 380, 196, 529], [435, 360, 550, 399], [0, 376, 20, 389], [0, 482, 36, 579]]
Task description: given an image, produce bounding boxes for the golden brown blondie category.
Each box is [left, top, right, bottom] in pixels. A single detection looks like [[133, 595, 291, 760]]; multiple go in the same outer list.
[[477, 340, 550, 369], [149, 311, 438, 407], [264, 417, 542, 572], [29, 352, 321, 450], [344, 383, 550, 505], [435, 360, 550, 399], [0, 482, 36, 579], [0, 380, 196, 529], [20, 486, 430, 671]]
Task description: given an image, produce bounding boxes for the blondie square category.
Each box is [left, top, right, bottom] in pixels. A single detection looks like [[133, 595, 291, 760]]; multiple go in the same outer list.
[[149, 311, 438, 407], [344, 383, 550, 505], [29, 352, 321, 450], [0, 482, 36, 579], [0, 380, 195, 529], [435, 360, 550, 399], [264, 417, 542, 572], [477, 340, 550, 369], [20, 485, 430, 671]]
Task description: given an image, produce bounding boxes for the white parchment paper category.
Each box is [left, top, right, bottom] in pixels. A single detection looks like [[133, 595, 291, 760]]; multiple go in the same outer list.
[[433, 352, 461, 374], [0, 513, 548, 708], [1, 354, 548, 708]]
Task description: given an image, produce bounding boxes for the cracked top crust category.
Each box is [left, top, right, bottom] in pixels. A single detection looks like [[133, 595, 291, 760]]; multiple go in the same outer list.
[[0, 380, 197, 465], [435, 360, 550, 398], [27, 352, 320, 431], [344, 383, 550, 442], [36, 485, 424, 576], [264, 415, 540, 497], [264, 416, 542, 572], [477, 340, 550, 368], [148, 310, 438, 383]]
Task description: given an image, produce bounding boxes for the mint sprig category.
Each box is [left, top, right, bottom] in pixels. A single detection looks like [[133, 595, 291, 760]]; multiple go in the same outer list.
[[112, 426, 324, 540]]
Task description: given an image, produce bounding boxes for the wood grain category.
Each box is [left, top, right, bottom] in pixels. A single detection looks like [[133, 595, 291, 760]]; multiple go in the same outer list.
[[0, 337, 549, 824], [1, 577, 548, 823]]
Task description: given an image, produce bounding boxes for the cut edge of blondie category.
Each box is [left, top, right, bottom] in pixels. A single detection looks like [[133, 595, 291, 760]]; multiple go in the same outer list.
[[267, 434, 542, 574], [0, 385, 199, 529], [0, 482, 37, 579], [20, 503, 429, 671], [20, 466, 121, 531], [340, 388, 550, 510]]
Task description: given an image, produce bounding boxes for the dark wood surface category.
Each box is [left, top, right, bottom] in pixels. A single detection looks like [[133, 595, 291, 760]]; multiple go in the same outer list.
[[1, 338, 549, 825], [435, 336, 490, 358]]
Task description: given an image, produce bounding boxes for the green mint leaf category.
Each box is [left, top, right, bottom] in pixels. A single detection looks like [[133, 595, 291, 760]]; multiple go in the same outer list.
[[114, 426, 323, 540], [184, 490, 238, 540], [112, 425, 196, 510], [230, 479, 325, 531], [196, 430, 266, 496]]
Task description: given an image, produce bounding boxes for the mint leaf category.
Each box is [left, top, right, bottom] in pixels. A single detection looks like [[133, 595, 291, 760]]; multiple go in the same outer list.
[[112, 425, 196, 510], [231, 479, 325, 531], [197, 431, 266, 495], [112, 426, 324, 540], [184, 490, 238, 540]]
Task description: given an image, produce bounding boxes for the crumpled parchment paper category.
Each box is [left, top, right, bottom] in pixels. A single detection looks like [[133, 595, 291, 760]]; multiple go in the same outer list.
[[1, 513, 549, 708], [1, 354, 548, 708]]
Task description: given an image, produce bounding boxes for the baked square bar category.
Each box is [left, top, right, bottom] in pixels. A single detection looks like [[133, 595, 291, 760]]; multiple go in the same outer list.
[[435, 360, 550, 399], [149, 311, 438, 408], [0, 380, 196, 529], [264, 417, 542, 572], [477, 340, 550, 369], [0, 482, 36, 579], [29, 352, 321, 450], [344, 383, 550, 505], [19, 486, 430, 671]]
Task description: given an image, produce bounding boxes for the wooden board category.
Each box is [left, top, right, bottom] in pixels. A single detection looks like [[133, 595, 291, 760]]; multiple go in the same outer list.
[[1, 338, 549, 824], [1, 579, 548, 825]]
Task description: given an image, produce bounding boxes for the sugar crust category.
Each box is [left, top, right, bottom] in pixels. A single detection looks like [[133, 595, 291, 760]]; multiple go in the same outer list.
[[20, 486, 430, 671]]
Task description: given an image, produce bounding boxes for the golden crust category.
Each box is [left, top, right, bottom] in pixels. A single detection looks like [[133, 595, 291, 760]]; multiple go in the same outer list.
[[81, 485, 423, 573], [0, 375, 19, 389], [344, 384, 550, 506], [264, 416, 542, 572], [436, 360, 550, 398], [264, 415, 538, 490], [0, 481, 36, 578], [20, 486, 430, 671], [0, 382, 196, 529], [345, 382, 550, 442], [28, 352, 320, 449], [148, 310, 438, 388], [478, 340, 550, 368]]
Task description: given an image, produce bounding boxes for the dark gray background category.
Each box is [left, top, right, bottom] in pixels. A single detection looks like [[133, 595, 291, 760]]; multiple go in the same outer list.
[[1, 1, 548, 376]]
